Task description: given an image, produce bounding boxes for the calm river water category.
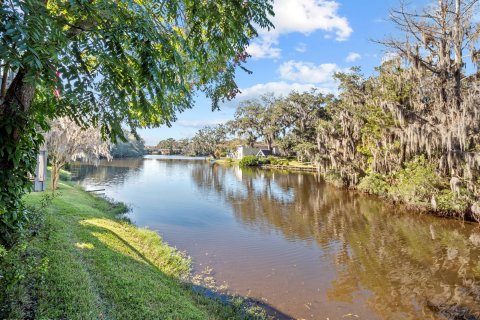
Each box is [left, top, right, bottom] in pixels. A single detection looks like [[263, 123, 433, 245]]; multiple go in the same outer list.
[[72, 156, 480, 320]]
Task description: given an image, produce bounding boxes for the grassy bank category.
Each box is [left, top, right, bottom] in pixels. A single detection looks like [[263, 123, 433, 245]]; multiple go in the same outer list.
[[0, 178, 269, 319]]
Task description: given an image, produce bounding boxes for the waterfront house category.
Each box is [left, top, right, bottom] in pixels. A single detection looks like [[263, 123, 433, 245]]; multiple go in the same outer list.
[[232, 145, 279, 159]]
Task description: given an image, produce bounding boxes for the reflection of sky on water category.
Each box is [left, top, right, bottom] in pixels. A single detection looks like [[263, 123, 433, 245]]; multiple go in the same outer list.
[[74, 156, 480, 320]]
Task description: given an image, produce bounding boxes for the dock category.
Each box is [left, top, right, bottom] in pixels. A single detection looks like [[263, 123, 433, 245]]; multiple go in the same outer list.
[[260, 164, 317, 172]]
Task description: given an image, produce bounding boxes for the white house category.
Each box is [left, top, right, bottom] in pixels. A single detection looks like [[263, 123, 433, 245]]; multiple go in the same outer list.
[[231, 145, 280, 159], [234, 146, 261, 159]]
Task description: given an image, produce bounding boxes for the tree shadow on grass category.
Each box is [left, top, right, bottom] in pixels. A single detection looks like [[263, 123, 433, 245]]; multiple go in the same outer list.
[[71, 216, 294, 320]]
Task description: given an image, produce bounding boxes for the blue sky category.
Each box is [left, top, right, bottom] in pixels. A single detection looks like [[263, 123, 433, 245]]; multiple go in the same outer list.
[[139, 0, 423, 145]]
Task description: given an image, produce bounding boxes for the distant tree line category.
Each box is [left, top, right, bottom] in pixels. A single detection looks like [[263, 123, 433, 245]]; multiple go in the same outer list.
[[153, 90, 331, 160], [155, 126, 233, 158], [110, 130, 147, 158]]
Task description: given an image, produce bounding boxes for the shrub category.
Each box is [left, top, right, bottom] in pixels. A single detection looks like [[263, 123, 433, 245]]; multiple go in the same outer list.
[[0, 203, 47, 319], [267, 156, 289, 166], [239, 155, 259, 167], [324, 170, 346, 188], [436, 190, 469, 214], [389, 156, 441, 205], [257, 157, 270, 165], [358, 172, 390, 196], [267, 156, 278, 165]]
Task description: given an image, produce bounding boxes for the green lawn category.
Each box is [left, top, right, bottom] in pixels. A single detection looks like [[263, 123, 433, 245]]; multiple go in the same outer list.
[[2, 178, 267, 319]]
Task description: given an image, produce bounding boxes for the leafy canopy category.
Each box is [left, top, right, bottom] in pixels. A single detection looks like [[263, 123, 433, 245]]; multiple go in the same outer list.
[[1, 0, 274, 138]]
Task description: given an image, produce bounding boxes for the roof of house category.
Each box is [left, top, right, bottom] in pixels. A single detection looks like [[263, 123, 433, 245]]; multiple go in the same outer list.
[[257, 149, 272, 156], [237, 144, 278, 149], [241, 148, 261, 156]]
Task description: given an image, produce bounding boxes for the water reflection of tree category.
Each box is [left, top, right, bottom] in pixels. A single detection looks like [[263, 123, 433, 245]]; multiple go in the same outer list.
[[191, 164, 480, 319], [71, 159, 143, 185]]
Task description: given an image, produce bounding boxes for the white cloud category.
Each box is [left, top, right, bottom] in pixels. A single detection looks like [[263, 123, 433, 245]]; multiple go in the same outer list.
[[269, 0, 352, 40], [295, 42, 307, 53], [382, 52, 399, 63], [219, 60, 346, 108], [346, 52, 361, 62], [247, 37, 281, 59], [241, 82, 317, 97], [176, 119, 228, 129], [248, 0, 352, 59], [235, 81, 336, 102], [278, 60, 339, 83]]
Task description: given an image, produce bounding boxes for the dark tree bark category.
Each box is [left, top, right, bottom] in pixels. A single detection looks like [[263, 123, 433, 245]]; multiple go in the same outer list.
[[1, 64, 10, 98], [0, 69, 36, 168]]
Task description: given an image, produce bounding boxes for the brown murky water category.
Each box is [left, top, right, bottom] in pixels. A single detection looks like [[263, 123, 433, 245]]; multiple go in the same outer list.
[[73, 156, 480, 320]]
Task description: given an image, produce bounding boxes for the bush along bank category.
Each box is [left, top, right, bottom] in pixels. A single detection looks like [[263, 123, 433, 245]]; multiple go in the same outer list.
[[0, 177, 272, 320], [324, 156, 480, 222], [238, 156, 306, 168]]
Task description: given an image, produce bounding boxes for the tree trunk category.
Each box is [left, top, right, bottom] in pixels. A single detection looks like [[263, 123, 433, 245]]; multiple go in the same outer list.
[[0, 69, 36, 169], [1, 63, 10, 98], [0, 68, 35, 114], [248, 136, 255, 147], [0, 69, 36, 158], [453, 0, 463, 110], [266, 137, 272, 151], [51, 163, 61, 192]]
